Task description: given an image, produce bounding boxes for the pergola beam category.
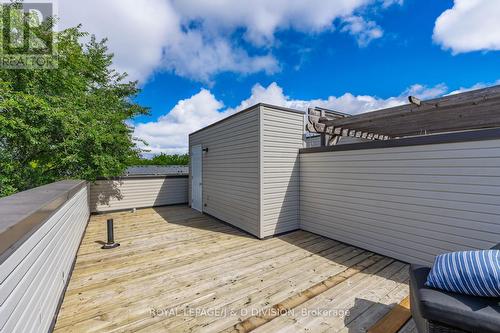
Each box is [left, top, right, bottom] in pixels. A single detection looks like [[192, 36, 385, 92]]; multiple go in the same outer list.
[[321, 86, 500, 137], [305, 85, 500, 147], [323, 85, 500, 128], [333, 99, 500, 137]]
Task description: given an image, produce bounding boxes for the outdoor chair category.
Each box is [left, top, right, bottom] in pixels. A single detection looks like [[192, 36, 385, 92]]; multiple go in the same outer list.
[[409, 243, 500, 333]]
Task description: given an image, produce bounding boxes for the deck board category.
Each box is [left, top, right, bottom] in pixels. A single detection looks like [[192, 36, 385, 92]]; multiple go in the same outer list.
[[54, 205, 409, 333]]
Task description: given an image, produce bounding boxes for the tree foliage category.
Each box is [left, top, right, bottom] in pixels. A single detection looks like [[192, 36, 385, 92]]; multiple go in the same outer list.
[[127, 153, 189, 166], [0, 3, 148, 197]]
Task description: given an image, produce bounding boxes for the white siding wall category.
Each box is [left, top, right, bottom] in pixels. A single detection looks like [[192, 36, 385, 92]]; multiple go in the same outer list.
[[261, 106, 304, 237], [189, 107, 260, 236], [300, 139, 500, 265], [90, 176, 188, 213], [0, 187, 89, 333]]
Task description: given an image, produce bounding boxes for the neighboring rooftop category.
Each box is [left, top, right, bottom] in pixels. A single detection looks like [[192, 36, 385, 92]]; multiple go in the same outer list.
[[124, 165, 189, 176]]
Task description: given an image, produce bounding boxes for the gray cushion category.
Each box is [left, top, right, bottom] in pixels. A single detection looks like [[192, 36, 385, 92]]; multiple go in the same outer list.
[[410, 264, 500, 333]]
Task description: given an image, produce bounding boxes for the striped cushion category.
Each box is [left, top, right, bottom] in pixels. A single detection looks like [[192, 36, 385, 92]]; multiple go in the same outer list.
[[425, 250, 500, 297]]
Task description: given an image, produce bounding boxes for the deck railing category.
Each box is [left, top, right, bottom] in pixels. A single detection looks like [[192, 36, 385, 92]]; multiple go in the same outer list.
[[0, 180, 89, 333], [89, 174, 188, 213]]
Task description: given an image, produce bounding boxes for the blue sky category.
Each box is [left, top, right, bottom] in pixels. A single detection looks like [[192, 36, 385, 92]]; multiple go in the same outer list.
[[58, 0, 500, 154]]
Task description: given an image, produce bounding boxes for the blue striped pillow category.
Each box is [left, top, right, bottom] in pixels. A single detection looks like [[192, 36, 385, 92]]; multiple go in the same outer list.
[[425, 250, 500, 297]]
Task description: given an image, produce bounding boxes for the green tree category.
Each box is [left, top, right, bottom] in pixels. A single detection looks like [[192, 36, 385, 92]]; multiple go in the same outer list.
[[151, 153, 189, 165], [127, 153, 189, 166], [0, 3, 148, 197]]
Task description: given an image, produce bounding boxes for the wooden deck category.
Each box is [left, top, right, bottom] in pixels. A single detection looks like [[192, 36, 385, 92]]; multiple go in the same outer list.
[[54, 205, 414, 333]]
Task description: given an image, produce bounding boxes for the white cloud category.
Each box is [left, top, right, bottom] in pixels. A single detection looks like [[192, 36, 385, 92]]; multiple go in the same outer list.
[[56, 0, 278, 82], [446, 80, 500, 95], [171, 0, 373, 46], [433, 0, 500, 53], [341, 16, 384, 47], [56, 0, 174, 82], [237, 82, 446, 115], [133, 81, 449, 154], [227, 82, 290, 112], [380, 0, 404, 8], [133, 89, 233, 154], [161, 32, 279, 83], [401, 83, 448, 100], [55, 0, 395, 82]]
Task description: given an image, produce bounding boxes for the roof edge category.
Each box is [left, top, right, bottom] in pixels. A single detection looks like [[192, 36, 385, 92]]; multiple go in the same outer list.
[[189, 103, 304, 137]]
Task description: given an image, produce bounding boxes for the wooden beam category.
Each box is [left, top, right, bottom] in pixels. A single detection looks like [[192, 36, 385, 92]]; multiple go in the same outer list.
[[323, 85, 500, 128], [328, 135, 340, 146], [308, 86, 500, 139], [330, 98, 500, 132], [320, 133, 327, 147], [328, 99, 500, 137], [305, 123, 316, 133], [367, 296, 411, 333]]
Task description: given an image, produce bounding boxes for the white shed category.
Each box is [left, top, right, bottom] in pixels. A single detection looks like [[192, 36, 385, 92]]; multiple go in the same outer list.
[[189, 103, 304, 238]]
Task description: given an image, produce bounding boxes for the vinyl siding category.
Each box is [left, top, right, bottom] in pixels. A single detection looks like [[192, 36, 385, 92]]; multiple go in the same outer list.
[[260, 106, 304, 237], [189, 107, 260, 237], [300, 138, 500, 265], [0, 187, 89, 333], [89, 176, 188, 213]]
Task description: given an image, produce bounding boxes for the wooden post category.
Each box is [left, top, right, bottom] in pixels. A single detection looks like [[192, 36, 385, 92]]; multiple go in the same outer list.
[[320, 133, 327, 147]]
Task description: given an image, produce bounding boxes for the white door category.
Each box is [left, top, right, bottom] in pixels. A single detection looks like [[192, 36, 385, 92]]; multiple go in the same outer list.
[[191, 145, 203, 212]]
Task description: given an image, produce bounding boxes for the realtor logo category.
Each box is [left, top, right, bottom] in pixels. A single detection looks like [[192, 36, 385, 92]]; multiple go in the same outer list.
[[0, 1, 57, 69]]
